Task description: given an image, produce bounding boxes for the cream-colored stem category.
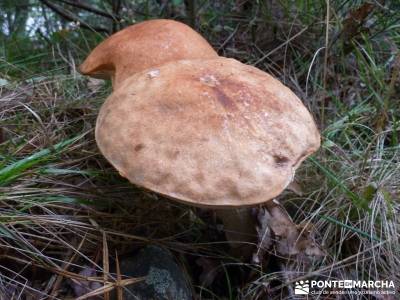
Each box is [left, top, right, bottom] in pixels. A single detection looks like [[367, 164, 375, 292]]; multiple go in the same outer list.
[[216, 208, 256, 261]]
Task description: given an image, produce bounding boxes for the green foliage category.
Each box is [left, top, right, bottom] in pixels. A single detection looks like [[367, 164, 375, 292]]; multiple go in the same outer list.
[[0, 134, 83, 185]]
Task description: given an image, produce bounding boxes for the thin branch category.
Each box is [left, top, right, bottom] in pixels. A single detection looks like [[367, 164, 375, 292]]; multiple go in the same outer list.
[[55, 0, 119, 20], [39, 0, 109, 34], [252, 26, 309, 66]]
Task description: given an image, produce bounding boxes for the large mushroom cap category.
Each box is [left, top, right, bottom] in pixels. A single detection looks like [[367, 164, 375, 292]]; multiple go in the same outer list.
[[96, 58, 320, 207], [79, 19, 218, 88]]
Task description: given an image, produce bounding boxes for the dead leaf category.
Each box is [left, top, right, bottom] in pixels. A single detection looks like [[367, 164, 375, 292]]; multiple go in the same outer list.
[[348, 3, 375, 22], [265, 201, 325, 263], [286, 181, 303, 196], [342, 3, 375, 41]]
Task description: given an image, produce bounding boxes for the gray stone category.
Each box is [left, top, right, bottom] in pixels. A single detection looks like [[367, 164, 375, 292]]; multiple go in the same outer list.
[[117, 246, 192, 300]]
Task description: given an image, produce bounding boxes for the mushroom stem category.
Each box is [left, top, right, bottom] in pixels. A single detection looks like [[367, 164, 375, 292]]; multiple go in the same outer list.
[[216, 208, 256, 260]]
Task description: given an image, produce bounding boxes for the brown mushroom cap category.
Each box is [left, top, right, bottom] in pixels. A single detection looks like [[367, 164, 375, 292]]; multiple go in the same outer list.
[[95, 58, 320, 208], [79, 19, 218, 88]]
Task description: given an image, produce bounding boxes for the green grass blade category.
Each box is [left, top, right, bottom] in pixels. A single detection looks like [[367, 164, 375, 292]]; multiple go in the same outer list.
[[0, 135, 83, 186], [319, 215, 380, 242], [309, 157, 372, 212]]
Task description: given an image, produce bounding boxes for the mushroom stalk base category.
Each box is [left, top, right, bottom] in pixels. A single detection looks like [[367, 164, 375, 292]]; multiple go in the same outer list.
[[216, 208, 256, 261]]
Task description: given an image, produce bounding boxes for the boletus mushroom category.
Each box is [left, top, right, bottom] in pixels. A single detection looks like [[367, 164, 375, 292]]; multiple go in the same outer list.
[[80, 20, 320, 260], [79, 19, 218, 89]]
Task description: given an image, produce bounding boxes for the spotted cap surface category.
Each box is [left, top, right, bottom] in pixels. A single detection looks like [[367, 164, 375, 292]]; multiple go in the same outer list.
[[96, 58, 320, 207]]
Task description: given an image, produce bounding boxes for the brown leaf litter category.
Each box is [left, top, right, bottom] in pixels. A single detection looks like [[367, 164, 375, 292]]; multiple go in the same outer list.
[[253, 200, 325, 265]]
